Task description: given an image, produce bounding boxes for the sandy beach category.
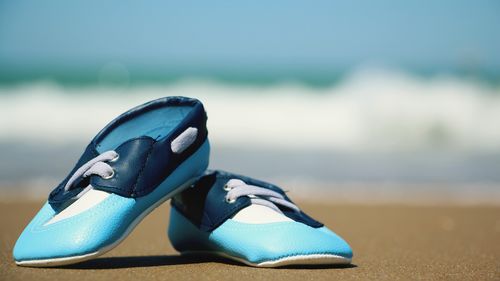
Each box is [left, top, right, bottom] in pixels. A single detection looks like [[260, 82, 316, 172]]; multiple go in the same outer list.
[[1, 199, 499, 281]]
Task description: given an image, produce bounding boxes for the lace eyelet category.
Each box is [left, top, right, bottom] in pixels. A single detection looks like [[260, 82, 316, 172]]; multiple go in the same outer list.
[[110, 153, 120, 162], [102, 170, 115, 180], [223, 184, 232, 191], [225, 197, 236, 204]]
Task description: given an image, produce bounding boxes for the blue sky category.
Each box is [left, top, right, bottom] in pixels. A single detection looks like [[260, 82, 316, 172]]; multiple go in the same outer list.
[[0, 0, 499, 72]]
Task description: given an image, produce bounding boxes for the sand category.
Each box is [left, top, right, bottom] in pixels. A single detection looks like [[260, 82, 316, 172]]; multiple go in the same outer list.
[[1, 200, 499, 281]]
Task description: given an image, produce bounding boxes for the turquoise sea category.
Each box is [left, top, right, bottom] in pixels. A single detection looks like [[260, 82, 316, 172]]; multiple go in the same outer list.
[[1, 66, 499, 203]]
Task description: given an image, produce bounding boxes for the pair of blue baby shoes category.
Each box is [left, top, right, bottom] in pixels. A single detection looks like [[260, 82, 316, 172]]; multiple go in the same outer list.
[[13, 96, 353, 267]]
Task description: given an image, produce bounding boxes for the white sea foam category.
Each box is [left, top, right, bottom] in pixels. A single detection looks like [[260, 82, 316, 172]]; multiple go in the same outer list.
[[1, 67, 499, 152]]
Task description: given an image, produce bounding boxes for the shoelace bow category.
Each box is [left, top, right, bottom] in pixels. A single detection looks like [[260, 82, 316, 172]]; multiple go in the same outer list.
[[64, 151, 119, 191], [224, 179, 300, 215]]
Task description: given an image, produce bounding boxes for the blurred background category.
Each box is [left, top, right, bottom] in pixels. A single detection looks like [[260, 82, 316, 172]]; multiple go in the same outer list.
[[1, 0, 499, 204]]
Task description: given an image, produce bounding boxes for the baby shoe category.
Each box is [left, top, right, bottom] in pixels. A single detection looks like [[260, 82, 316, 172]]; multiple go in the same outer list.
[[168, 170, 353, 267], [13, 96, 210, 266]]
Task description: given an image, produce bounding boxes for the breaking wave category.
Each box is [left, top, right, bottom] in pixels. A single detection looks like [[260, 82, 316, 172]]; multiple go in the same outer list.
[[1, 67, 500, 152]]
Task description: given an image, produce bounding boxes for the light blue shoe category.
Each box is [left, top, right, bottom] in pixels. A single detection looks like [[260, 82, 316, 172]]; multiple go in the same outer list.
[[168, 170, 353, 267], [13, 96, 210, 267]]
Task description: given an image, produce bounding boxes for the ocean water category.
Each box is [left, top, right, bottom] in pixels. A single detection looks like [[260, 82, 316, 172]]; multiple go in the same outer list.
[[1, 67, 499, 202]]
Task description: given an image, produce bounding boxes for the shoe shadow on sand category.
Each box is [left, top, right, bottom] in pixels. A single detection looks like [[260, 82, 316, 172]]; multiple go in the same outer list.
[[61, 255, 357, 270]]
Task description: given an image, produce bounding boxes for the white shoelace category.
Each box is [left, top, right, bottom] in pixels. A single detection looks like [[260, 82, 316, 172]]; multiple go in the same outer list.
[[224, 179, 300, 215], [64, 151, 119, 191]]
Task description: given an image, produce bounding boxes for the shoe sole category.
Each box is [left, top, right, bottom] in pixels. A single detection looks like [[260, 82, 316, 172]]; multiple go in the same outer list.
[[181, 250, 351, 268]]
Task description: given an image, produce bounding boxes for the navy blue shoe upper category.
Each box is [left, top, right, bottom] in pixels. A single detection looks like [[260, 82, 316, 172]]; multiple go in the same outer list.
[[171, 170, 323, 232], [49, 96, 208, 205]]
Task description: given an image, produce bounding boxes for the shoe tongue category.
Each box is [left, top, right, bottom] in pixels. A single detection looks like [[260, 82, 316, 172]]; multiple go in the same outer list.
[[231, 204, 293, 224]]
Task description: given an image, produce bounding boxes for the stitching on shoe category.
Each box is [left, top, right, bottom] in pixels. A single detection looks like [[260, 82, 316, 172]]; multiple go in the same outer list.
[[130, 140, 155, 196]]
